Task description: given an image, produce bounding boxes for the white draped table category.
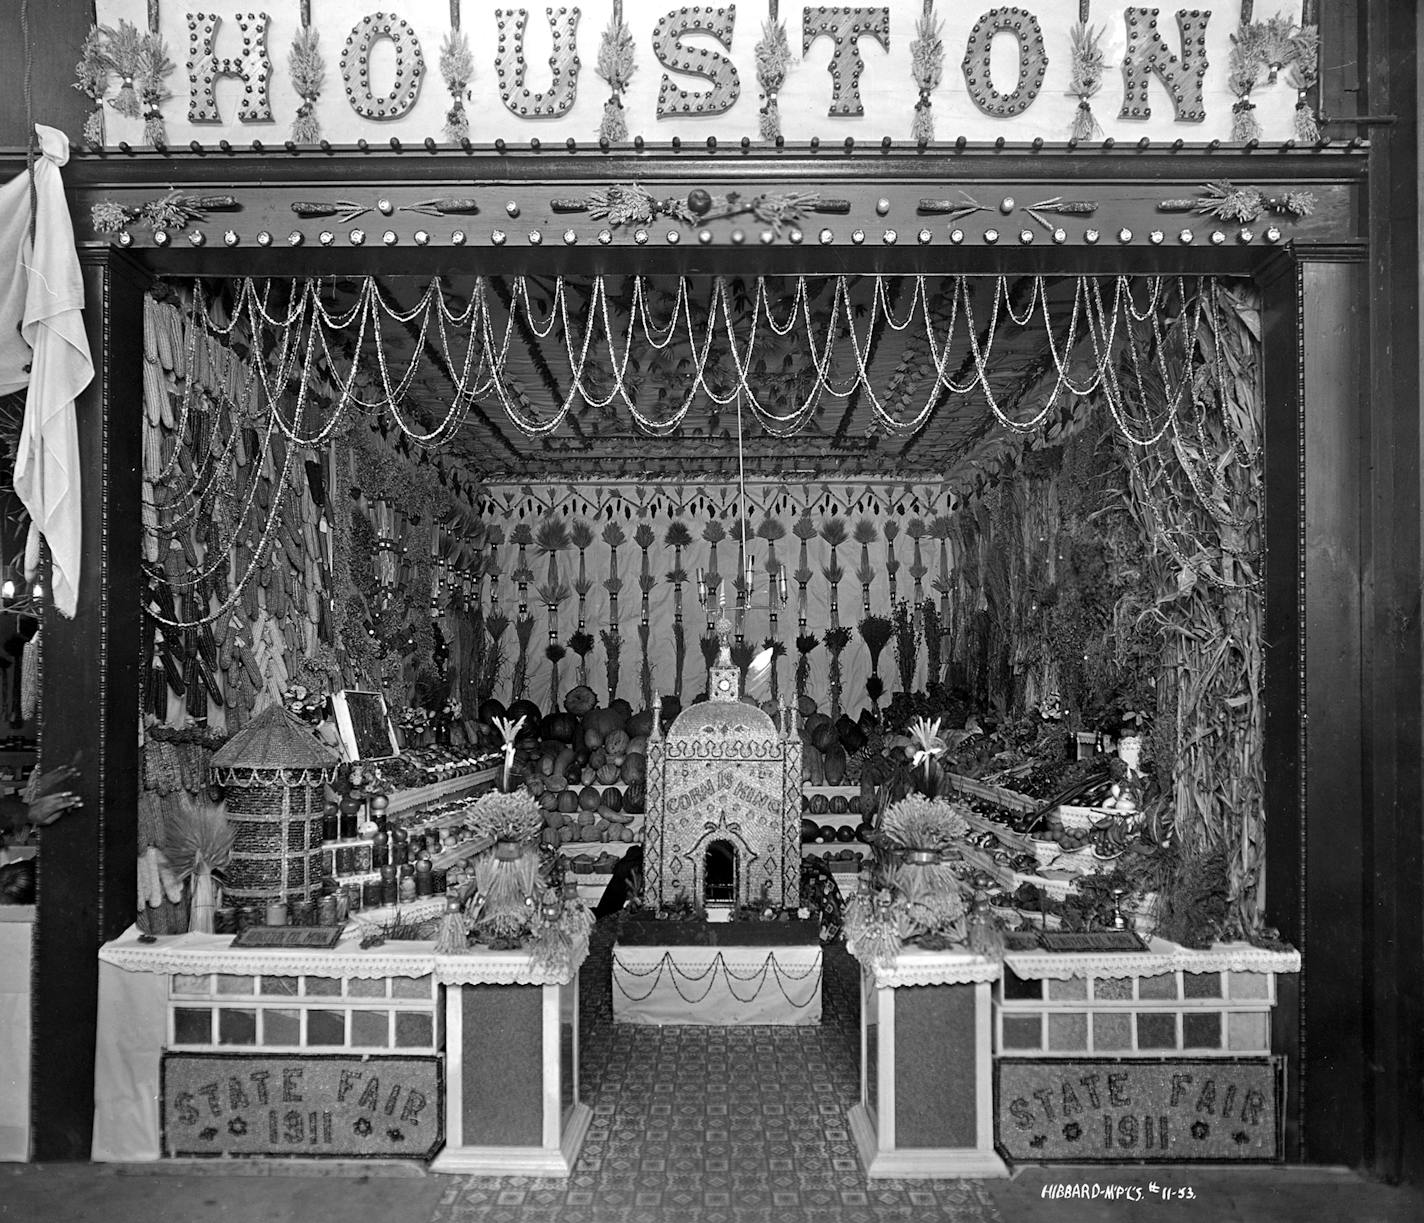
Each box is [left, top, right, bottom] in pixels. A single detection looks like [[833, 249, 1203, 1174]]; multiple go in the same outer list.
[[611, 942, 823, 1025]]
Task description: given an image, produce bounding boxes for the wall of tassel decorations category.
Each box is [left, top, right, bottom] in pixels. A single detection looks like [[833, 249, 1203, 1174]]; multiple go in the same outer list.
[[84, 0, 1313, 149]]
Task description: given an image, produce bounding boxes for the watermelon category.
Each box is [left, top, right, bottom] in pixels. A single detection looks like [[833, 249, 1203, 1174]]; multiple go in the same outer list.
[[602, 787, 623, 812], [830, 794, 849, 815], [836, 824, 857, 843], [818, 824, 837, 843], [809, 792, 829, 816], [557, 790, 578, 814], [579, 785, 601, 812], [622, 780, 646, 813], [543, 712, 579, 743], [823, 744, 848, 785], [800, 817, 819, 843]]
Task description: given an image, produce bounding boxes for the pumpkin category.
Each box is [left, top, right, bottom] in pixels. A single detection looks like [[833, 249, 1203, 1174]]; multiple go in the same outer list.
[[823, 744, 848, 785], [477, 698, 507, 724], [544, 771, 567, 793], [620, 752, 646, 783], [808, 792, 829, 816], [543, 712, 579, 743], [602, 787, 623, 812], [604, 729, 630, 757], [556, 790, 579, 814], [610, 697, 633, 722], [622, 781, 646, 813], [565, 685, 597, 716], [830, 794, 849, 815], [596, 761, 621, 785], [797, 695, 818, 718], [579, 785, 601, 812], [589, 746, 608, 770]]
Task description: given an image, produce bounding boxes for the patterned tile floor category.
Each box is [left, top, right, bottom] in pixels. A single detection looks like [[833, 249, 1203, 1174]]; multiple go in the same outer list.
[[431, 917, 1001, 1223]]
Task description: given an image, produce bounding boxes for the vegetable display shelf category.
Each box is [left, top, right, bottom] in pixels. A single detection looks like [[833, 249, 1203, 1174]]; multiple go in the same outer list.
[[386, 766, 500, 819], [92, 925, 589, 1174], [845, 944, 1008, 1179], [995, 941, 1301, 1059]]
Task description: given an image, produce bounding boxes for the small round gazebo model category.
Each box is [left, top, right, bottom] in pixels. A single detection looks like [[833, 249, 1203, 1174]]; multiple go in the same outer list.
[[209, 703, 343, 907]]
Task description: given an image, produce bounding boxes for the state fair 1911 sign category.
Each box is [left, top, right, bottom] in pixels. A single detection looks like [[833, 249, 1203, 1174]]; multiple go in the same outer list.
[[995, 1058, 1284, 1163], [86, 2, 1312, 151], [162, 1052, 444, 1159]]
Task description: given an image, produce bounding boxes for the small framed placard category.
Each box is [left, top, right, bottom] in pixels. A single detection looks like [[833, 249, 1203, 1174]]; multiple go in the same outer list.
[[231, 926, 344, 950], [331, 690, 399, 761]]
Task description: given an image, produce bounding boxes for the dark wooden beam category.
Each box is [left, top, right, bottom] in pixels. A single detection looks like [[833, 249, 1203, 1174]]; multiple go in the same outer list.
[[31, 249, 146, 1160]]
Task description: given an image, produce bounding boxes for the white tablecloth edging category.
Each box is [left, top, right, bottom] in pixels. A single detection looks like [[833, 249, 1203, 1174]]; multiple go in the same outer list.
[[847, 943, 1003, 989], [1003, 939, 1301, 981]]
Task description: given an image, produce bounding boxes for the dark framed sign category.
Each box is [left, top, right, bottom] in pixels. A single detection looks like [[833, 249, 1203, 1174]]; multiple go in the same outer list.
[[995, 1057, 1283, 1164], [331, 689, 400, 761], [161, 1052, 444, 1159]]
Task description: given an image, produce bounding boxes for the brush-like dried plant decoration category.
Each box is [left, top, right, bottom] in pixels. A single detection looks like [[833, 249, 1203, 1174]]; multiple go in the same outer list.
[[792, 513, 819, 542], [664, 520, 693, 549], [75, 27, 111, 147], [440, 29, 475, 142], [467, 787, 544, 844], [1067, 21, 1105, 142], [819, 515, 848, 549], [757, 516, 787, 542], [569, 517, 596, 550], [162, 792, 234, 881], [859, 614, 894, 670], [510, 522, 535, 547], [596, 0, 636, 142], [633, 521, 657, 551], [754, 13, 792, 141], [852, 517, 879, 546], [602, 519, 627, 548], [882, 519, 900, 543], [909, 5, 944, 144], [880, 794, 971, 852], [102, 20, 145, 119], [137, 34, 174, 146], [534, 517, 571, 555], [289, 25, 327, 144], [702, 518, 727, 544], [855, 560, 876, 588]]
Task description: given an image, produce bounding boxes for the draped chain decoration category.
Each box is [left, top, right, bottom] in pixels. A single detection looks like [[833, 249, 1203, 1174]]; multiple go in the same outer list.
[[143, 274, 1254, 631]]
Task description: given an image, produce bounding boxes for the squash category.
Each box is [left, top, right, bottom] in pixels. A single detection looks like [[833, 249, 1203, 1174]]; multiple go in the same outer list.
[[589, 746, 608, 770], [583, 723, 605, 750], [802, 712, 829, 742], [602, 786, 623, 812], [626, 735, 648, 757], [556, 790, 579, 814], [596, 761, 621, 785], [579, 785, 601, 812], [610, 697, 633, 722], [823, 744, 848, 785], [526, 775, 546, 797], [604, 729, 630, 757], [797, 694, 818, 719], [538, 791, 559, 811], [804, 745, 825, 786], [539, 753, 557, 777], [580, 766, 597, 786], [564, 685, 597, 717], [620, 752, 646, 783], [627, 710, 655, 738]]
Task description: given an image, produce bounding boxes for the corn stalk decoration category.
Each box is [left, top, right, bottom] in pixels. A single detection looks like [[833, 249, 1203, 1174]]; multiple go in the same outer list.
[[883, 519, 901, 606], [600, 627, 622, 700], [545, 641, 567, 707], [534, 517, 571, 645], [792, 512, 817, 632], [907, 517, 928, 604], [634, 520, 656, 626], [1067, 11, 1105, 142], [824, 626, 852, 721], [511, 522, 534, 616], [820, 515, 848, 629], [795, 631, 820, 704], [702, 518, 726, 632], [481, 611, 509, 705], [570, 518, 595, 627], [700, 630, 721, 695], [754, 0, 793, 142], [852, 518, 878, 613], [908, 0, 944, 144], [892, 599, 920, 694], [289, 0, 326, 145], [596, 0, 636, 143], [511, 613, 536, 701]]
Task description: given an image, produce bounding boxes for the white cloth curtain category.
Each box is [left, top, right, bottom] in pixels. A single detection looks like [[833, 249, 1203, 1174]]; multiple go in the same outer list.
[[0, 125, 91, 617]]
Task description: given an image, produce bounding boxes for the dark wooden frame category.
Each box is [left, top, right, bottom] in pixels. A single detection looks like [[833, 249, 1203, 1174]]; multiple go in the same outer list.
[[0, 0, 1417, 1184]]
